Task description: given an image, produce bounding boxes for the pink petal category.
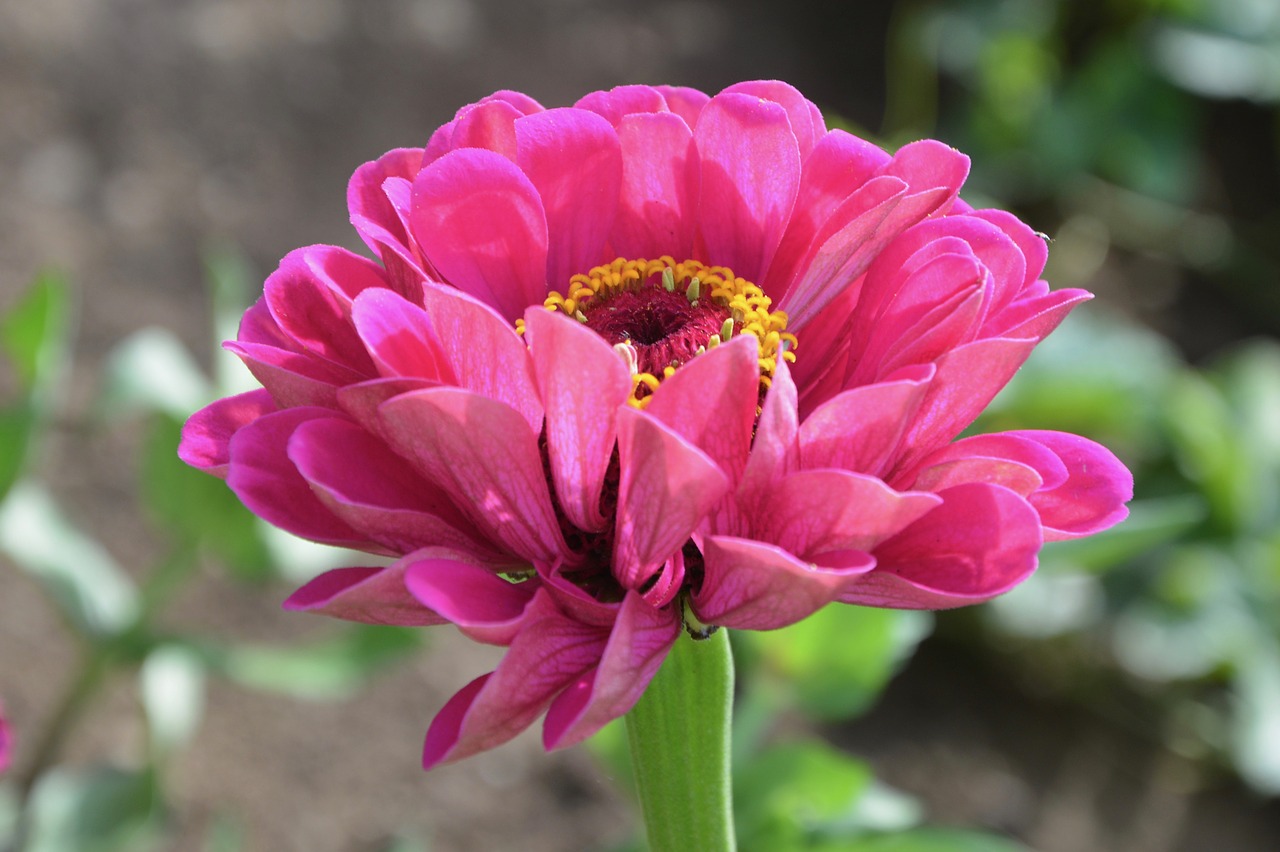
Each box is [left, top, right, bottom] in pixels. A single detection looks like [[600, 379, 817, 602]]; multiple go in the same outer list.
[[799, 367, 933, 478], [840, 482, 1042, 609], [645, 334, 759, 487], [722, 80, 826, 162], [263, 247, 381, 376], [288, 417, 493, 556], [347, 148, 428, 298], [224, 339, 350, 409], [895, 337, 1038, 469], [653, 85, 710, 128], [378, 387, 567, 564], [989, 287, 1091, 342], [410, 147, 549, 322], [767, 469, 941, 556], [417, 282, 543, 432], [775, 175, 907, 329], [738, 356, 800, 517], [765, 130, 892, 294], [542, 591, 680, 750], [515, 108, 622, 287], [880, 139, 970, 218], [694, 92, 801, 282], [525, 308, 631, 532], [1003, 430, 1133, 540], [283, 564, 446, 626], [336, 376, 438, 434], [574, 85, 669, 125], [422, 591, 608, 768], [226, 407, 368, 547], [610, 111, 698, 260], [692, 536, 875, 630], [449, 98, 524, 160], [351, 288, 450, 382], [405, 555, 541, 645], [613, 407, 730, 597], [179, 389, 276, 477]]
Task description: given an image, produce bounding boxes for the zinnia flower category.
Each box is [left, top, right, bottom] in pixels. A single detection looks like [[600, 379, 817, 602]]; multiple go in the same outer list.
[[180, 81, 1132, 768], [0, 701, 11, 775]]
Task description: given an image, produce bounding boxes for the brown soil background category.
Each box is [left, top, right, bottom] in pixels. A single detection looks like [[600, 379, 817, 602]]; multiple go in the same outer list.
[[2, 1, 1278, 850]]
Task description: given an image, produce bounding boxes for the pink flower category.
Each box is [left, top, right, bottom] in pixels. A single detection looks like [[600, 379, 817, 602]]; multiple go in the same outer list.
[[180, 81, 1132, 768]]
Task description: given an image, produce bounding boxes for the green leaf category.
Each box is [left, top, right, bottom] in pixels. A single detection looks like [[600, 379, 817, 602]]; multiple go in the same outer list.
[[1231, 646, 1280, 794], [207, 624, 423, 700], [140, 414, 274, 581], [0, 271, 69, 393], [734, 741, 876, 851], [0, 481, 138, 636], [745, 606, 932, 720], [832, 827, 1029, 852], [140, 644, 206, 757], [0, 273, 71, 499], [101, 327, 211, 419], [25, 766, 161, 852]]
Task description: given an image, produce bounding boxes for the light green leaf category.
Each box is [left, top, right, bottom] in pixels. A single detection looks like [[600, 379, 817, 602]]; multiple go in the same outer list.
[[745, 606, 933, 720], [1232, 646, 1280, 794], [0, 271, 69, 394], [140, 644, 206, 756], [25, 767, 160, 852], [832, 827, 1029, 852], [102, 327, 211, 419], [140, 414, 274, 580], [207, 624, 423, 700], [0, 481, 138, 636], [734, 741, 876, 850]]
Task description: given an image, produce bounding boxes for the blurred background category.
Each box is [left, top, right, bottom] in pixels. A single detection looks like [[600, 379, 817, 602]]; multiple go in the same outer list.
[[2, 0, 1279, 850]]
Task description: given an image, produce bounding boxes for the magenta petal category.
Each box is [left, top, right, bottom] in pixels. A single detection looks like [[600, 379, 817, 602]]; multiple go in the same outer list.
[[421, 591, 608, 768], [449, 99, 524, 160], [516, 108, 622, 287], [611, 111, 698, 260], [1004, 430, 1133, 540], [405, 555, 540, 645], [613, 407, 730, 594], [262, 253, 378, 377], [653, 85, 710, 128], [897, 338, 1037, 467], [226, 407, 367, 546], [411, 148, 549, 322], [842, 482, 1042, 609], [739, 356, 800, 516], [225, 339, 354, 409], [283, 564, 446, 626], [347, 147, 423, 253], [542, 591, 680, 750], [574, 84, 668, 125], [695, 92, 802, 282], [765, 130, 891, 294], [693, 536, 875, 630], [351, 288, 449, 382], [800, 367, 933, 478], [378, 387, 567, 564], [646, 335, 759, 487], [526, 308, 631, 532], [288, 417, 492, 556], [722, 80, 825, 161], [336, 376, 437, 435], [179, 389, 276, 477], [418, 282, 544, 433], [768, 469, 941, 556]]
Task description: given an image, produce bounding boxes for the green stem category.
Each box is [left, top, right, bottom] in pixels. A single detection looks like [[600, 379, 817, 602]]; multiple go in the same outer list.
[[625, 627, 736, 852]]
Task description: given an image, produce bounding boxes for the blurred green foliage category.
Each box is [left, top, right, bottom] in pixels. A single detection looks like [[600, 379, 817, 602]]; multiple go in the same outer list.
[[0, 258, 423, 852]]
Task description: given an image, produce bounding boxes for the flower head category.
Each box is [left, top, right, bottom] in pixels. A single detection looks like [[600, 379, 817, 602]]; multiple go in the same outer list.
[[180, 81, 1132, 768]]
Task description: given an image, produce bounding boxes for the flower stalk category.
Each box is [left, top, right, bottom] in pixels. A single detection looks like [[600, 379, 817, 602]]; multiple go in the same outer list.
[[625, 627, 736, 852]]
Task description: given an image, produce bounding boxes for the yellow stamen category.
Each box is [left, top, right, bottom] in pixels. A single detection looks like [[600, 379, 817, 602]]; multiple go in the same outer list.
[[541, 257, 796, 408]]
